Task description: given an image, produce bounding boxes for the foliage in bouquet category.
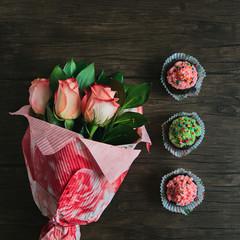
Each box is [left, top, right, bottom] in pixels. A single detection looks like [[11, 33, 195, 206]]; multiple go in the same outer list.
[[29, 59, 151, 145]]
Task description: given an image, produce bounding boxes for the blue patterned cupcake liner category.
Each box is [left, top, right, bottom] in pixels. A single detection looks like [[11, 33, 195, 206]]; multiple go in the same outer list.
[[161, 112, 205, 157], [161, 53, 206, 101], [160, 168, 205, 215]]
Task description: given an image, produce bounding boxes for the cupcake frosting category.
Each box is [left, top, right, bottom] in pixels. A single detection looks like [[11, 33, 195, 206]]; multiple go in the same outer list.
[[167, 61, 198, 89], [169, 117, 201, 148], [166, 175, 198, 206]]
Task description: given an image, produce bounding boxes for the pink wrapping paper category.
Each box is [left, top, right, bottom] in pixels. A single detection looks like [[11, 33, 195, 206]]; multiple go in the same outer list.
[[11, 105, 151, 240]]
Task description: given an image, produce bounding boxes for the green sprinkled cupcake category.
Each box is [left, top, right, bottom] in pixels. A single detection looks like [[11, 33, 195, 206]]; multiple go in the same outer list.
[[169, 117, 201, 149]]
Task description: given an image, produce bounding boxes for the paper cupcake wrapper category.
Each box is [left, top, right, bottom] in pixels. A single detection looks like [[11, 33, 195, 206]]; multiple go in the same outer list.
[[161, 112, 205, 157], [161, 53, 206, 101], [160, 168, 205, 215]]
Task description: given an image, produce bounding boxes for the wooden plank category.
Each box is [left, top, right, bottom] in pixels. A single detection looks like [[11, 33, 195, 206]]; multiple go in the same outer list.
[[0, 0, 240, 239]]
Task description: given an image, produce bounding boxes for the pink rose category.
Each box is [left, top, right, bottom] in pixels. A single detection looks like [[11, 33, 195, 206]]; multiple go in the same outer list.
[[54, 78, 81, 119], [82, 84, 119, 125], [29, 78, 52, 115]]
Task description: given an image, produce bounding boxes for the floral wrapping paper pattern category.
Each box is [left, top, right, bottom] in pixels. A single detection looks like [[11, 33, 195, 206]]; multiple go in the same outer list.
[[12, 105, 151, 240], [161, 112, 205, 157], [160, 168, 205, 215], [161, 53, 206, 101]]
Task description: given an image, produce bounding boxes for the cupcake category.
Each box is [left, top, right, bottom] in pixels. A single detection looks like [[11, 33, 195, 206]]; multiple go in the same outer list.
[[167, 61, 198, 94], [168, 116, 201, 150], [166, 175, 197, 206], [160, 168, 205, 215], [162, 112, 205, 157], [161, 53, 206, 101]]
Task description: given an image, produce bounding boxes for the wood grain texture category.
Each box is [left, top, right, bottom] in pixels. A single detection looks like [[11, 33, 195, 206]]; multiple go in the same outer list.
[[1, 0, 240, 239]]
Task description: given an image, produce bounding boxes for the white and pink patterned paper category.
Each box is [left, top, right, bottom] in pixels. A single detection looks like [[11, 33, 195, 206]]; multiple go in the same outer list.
[[11, 105, 151, 240]]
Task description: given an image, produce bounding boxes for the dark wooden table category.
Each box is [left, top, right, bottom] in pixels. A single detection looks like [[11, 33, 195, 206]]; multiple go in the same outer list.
[[1, 0, 240, 239]]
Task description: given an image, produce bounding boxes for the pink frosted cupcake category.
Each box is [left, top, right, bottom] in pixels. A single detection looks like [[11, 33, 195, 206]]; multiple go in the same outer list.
[[166, 175, 197, 206], [160, 168, 205, 215], [161, 53, 206, 101], [167, 61, 198, 94]]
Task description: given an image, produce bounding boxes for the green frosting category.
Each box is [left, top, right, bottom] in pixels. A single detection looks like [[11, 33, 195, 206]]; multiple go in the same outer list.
[[169, 117, 201, 148]]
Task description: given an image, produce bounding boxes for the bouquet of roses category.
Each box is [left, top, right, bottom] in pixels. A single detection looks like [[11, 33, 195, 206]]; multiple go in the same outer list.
[[11, 59, 151, 240]]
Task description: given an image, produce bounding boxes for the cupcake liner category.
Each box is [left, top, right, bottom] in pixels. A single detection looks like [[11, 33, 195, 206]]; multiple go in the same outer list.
[[160, 168, 205, 215], [161, 112, 205, 157], [161, 53, 206, 101]]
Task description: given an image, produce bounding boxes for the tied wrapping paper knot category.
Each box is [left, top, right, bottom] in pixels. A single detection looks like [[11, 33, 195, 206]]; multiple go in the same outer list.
[[11, 106, 151, 240], [39, 222, 81, 240]]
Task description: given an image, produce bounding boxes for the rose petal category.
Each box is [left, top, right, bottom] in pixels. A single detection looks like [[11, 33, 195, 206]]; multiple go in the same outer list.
[[29, 80, 51, 115], [65, 78, 79, 91], [91, 98, 119, 125], [91, 84, 116, 100], [83, 84, 119, 124], [57, 81, 81, 119], [60, 84, 80, 119], [84, 98, 95, 122], [81, 88, 91, 115], [118, 106, 143, 116], [55, 82, 67, 116], [54, 79, 81, 119]]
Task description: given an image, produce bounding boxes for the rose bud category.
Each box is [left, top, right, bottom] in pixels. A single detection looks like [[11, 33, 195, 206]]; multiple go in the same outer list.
[[81, 84, 120, 125], [29, 78, 52, 115], [54, 78, 81, 119]]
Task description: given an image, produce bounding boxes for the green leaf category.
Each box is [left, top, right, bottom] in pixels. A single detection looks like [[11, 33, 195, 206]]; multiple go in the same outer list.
[[122, 83, 152, 109], [76, 61, 87, 75], [64, 119, 74, 130], [96, 70, 111, 85], [124, 84, 131, 92], [184, 209, 191, 216], [53, 108, 65, 121], [63, 58, 77, 77], [46, 104, 63, 127], [110, 78, 126, 106], [115, 112, 149, 128], [76, 63, 95, 92], [43, 114, 47, 122], [49, 65, 68, 93], [79, 125, 88, 137], [89, 125, 98, 140], [112, 72, 124, 83], [103, 125, 140, 145], [84, 123, 91, 136]]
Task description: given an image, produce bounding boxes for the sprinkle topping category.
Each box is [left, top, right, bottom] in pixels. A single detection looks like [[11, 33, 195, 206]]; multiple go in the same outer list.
[[166, 175, 198, 206], [167, 61, 198, 90], [169, 116, 202, 148]]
